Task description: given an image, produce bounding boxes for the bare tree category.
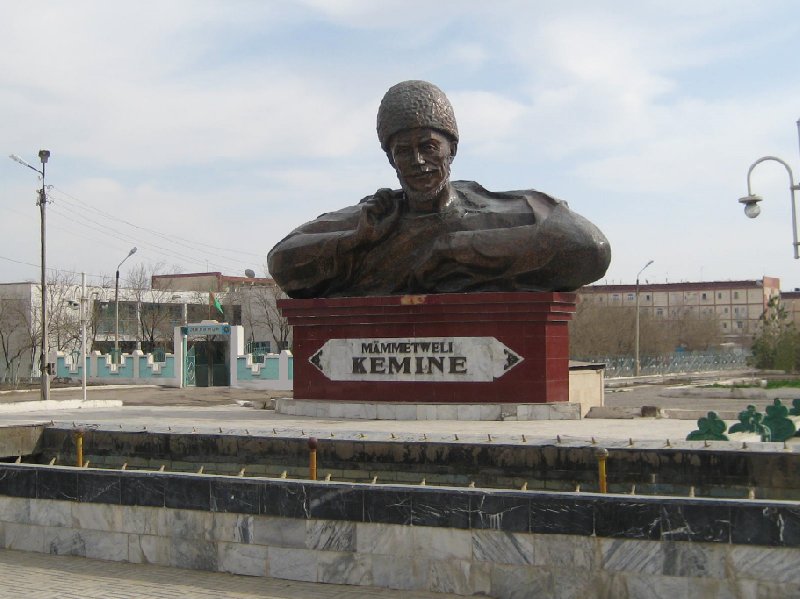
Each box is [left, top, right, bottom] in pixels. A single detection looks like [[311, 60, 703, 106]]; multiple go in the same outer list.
[[126, 263, 180, 352], [45, 271, 82, 356], [247, 282, 291, 351], [570, 299, 721, 358], [0, 297, 35, 385], [673, 310, 722, 351], [569, 302, 635, 357]]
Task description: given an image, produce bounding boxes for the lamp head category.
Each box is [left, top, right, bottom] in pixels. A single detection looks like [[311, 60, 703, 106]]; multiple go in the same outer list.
[[38, 150, 50, 164], [128, 247, 137, 256], [738, 194, 762, 219]]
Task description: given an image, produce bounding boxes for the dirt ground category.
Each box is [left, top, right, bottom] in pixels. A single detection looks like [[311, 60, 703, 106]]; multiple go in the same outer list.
[[0, 384, 291, 407], [3, 370, 799, 413]]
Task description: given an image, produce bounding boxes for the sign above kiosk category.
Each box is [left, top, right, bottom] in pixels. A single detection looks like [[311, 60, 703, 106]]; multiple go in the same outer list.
[[183, 323, 231, 336]]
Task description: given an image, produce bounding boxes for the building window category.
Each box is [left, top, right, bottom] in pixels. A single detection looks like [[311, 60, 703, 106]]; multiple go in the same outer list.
[[737, 321, 743, 329], [645, 294, 651, 301], [656, 308, 664, 317], [723, 322, 728, 329], [701, 293, 707, 300], [627, 293, 635, 301], [724, 307, 729, 314], [733, 291, 740, 299], [718, 293, 722, 299]]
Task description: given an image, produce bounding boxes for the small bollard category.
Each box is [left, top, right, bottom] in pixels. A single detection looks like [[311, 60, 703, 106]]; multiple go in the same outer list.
[[74, 429, 85, 468], [308, 437, 318, 481], [595, 447, 609, 494]]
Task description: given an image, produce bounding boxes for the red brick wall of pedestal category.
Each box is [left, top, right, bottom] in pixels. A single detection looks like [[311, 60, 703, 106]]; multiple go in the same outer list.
[[278, 292, 576, 404]]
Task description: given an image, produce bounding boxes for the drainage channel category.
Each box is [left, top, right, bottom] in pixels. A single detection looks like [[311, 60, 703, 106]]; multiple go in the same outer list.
[[11, 425, 800, 501]]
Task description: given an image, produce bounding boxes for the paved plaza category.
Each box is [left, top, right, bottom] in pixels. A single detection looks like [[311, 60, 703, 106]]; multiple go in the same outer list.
[[0, 549, 460, 598]]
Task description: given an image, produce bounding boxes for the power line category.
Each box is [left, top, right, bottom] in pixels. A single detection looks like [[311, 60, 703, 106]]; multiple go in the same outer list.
[[47, 203, 244, 273], [50, 186, 265, 260], [53, 190, 255, 267], [0, 254, 107, 282]]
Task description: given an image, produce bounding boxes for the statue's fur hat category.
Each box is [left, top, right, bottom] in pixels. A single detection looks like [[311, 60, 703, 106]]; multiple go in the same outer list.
[[377, 80, 458, 152]]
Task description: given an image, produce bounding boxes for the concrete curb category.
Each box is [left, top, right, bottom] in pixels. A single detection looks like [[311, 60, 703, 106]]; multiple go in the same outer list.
[[0, 385, 159, 396], [0, 400, 123, 413]]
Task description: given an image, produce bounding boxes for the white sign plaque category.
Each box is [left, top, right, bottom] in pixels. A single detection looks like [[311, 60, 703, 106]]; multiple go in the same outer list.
[[309, 337, 523, 382]]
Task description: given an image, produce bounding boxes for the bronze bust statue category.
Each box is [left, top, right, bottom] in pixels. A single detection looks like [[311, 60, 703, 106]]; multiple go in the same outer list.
[[268, 80, 610, 298]]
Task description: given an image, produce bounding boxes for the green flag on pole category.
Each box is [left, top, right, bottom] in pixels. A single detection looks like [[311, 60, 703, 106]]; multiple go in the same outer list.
[[210, 292, 224, 316]]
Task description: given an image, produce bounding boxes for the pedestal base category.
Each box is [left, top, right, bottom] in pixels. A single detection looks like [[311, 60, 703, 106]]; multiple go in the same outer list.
[[278, 292, 576, 404], [275, 399, 581, 421]]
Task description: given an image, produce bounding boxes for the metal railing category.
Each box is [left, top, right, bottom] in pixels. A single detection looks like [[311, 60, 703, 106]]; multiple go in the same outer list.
[[576, 351, 750, 378]]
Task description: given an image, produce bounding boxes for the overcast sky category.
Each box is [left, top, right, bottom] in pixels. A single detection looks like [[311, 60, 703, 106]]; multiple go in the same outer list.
[[2, 1, 799, 290]]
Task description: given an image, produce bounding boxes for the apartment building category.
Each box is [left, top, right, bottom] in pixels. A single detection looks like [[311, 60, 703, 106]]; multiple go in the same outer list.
[[779, 290, 800, 328], [578, 277, 781, 347]]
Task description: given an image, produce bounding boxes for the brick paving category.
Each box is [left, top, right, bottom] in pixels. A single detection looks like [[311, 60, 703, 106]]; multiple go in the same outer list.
[[0, 549, 459, 599]]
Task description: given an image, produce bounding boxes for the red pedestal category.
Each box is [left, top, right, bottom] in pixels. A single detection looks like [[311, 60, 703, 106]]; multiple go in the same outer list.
[[278, 292, 576, 404]]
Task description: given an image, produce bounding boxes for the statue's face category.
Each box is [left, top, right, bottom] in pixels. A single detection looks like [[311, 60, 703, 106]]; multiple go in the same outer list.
[[389, 128, 453, 201]]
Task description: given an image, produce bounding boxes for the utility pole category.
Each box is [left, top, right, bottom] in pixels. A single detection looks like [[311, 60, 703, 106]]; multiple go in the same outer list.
[[81, 272, 87, 402], [38, 150, 50, 400], [10, 151, 51, 400]]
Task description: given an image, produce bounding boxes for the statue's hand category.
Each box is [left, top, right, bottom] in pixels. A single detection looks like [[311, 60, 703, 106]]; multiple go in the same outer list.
[[355, 188, 402, 244]]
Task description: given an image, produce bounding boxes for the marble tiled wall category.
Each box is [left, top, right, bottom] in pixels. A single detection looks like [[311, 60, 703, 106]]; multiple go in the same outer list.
[[1, 496, 799, 598], [0, 463, 799, 598]]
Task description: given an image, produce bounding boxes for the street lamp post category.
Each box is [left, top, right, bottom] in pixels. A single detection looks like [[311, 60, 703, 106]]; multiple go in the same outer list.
[[737, 119, 800, 258], [114, 247, 137, 363], [634, 259, 654, 377], [80, 273, 87, 402], [9, 150, 51, 400]]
